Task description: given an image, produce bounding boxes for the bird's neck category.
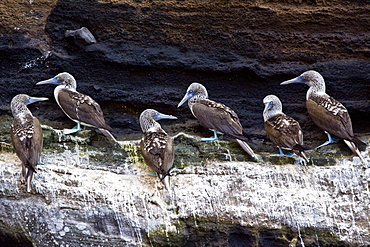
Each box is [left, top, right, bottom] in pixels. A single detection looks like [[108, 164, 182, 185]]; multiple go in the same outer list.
[[188, 93, 207, 107], [263, 109, 281, 122], [12, 104, 31, 118], [307, 84, 326, 100], [141, 119, 162, 133]]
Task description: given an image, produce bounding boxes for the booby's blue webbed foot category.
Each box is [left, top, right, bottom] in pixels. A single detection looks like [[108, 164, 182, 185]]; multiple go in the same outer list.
[[271, 147, 295, 157], [201, 130, 222, 141], [62, 122, 82, 135], [37, 160, 48, 165], [201, 136, 219, 141], [271, 153, 296, 157], [271, 147, 285, 156], [169, 167, 180, 175], [63, 128, 82, 134], [285, 152, 296, 156], [315, 132, 339, 149], [148, 172, 158, 177]]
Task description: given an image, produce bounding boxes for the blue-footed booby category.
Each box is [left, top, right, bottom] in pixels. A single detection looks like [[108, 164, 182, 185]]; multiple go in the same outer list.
[[177, 82, 256, 159], [140, 109, 177, 191], [263, 95, 309, 162], [36, 72, 117, 142], [281, 70, 366, 164], [10, 94, 48, 192]]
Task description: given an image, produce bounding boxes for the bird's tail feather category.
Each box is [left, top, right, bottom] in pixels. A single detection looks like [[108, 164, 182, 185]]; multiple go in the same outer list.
[[351, 136, 366, 147], [293, 150, 309, 163], [160, 174, 171, 191], [99, 128, 118, 142], [241, 131, 259, 146], [26, 162, 37, 173], [344, 140, 367, 166], [236, 139, 256, 158], [26, 168, 34, 193], [103, 123, 115, 132]]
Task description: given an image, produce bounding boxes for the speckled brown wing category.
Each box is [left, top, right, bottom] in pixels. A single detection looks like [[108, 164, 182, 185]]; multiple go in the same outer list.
[[140, 131, 174, 176], [192, 99, 248, 141], [264, 114, 303, 150], [30, 117, 43, 169], [11, 116, 42, 172], [57, 88, 112, 131], [306, 95, 354, 140]]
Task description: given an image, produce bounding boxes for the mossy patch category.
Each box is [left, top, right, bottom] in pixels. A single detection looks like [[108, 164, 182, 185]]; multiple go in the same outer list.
[[148, 218, 350, 247]]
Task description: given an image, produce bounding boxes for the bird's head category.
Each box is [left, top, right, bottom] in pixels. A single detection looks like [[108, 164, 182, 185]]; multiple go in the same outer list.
[[177, 82, 208, 107], [36, 72, 77, 90], [139, 109, 177, 132], [280, 70, 325, 89], [11, 94, 48, 116], [263, 94, 282, 121]]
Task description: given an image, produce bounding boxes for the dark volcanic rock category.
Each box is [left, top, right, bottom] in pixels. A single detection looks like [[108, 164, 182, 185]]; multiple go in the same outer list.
[[64, 27, 96, 50], [0, 0, 369, 144]]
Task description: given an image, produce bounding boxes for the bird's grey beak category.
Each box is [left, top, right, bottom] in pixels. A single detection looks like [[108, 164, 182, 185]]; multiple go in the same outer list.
[[26, 96, 49, 105], [280, 75, 306, 85], [154, 112, 178, 121], [177, 92, 193, 107], [263, 101, 273, 112], [36, 77, 60, 85]]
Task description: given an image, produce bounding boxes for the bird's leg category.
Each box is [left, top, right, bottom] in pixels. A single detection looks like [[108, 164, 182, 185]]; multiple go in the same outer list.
[[21, 165, 26, 184], [271, 147, 296, 157], [37, 160, 48, 165], [73, 122, 81, 130], [148, 172, 158, 177], [63, 122, 82, 134], [201, 129, 219, 141], [271, 147, 286, 156], [315, 132, 339, 149], [169, 167, 180, 176], [26, 169, 34, 193], [278, 147, 284, 155], [285, 150, 296, 156], [217, 131, 224, 139]]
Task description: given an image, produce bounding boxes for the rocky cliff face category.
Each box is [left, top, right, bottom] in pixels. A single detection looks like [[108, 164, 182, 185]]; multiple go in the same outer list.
[[0, 0, 369, 246], [0, 129, 369, 247]]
